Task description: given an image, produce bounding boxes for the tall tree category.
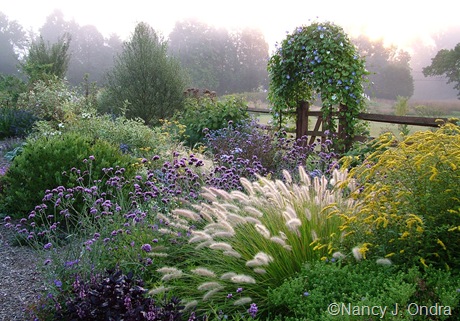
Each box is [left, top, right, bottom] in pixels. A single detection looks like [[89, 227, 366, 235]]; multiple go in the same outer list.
[[39, 9, 79, 43], [407, 27, 459, 100], [423, 43, 460, 99], [353, 36, 414, 99], [169, 20, 269, 94], [39, 10, 121, 85], [234, 28, 269, 92], [67, 24, 108, 84], [105, 22, 187, 125], [0, 12, 27, 75], [169, 19, 228, 93], [21, 34, 71, 84]]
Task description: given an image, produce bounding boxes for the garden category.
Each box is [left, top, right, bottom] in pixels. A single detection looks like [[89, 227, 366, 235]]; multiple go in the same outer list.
[[0, 21, 459, 321]]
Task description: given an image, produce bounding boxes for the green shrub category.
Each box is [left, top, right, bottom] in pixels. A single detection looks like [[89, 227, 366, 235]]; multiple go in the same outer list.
[[177, 93, 250, 147], [0, 74, 27, 106], [340, 123, 460, 270], [65, 114, 159, 156], [29, 114, 188, 160], [268, 260, 460, 321], [16, 78, 93, 124], [0, 132, 135, 218]]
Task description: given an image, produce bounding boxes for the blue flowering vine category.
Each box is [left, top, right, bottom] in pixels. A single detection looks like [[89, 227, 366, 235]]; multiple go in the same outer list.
[[267, 20, 369, 148]]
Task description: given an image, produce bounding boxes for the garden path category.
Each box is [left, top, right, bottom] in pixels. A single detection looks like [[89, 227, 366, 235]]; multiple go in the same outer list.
[[0, 140, 46, 320], [0, 222, 45, 320]]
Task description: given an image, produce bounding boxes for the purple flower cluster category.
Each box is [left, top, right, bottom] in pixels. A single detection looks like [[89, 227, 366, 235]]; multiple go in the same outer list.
[[0, 164, 9, 176], [203, 119, 340, 190], [248, 303, 258, 318], [6, 154, 204, 257], [153, 152, 205, 201]]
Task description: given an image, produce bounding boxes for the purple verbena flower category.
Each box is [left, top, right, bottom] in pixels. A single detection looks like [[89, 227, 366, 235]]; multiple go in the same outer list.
[[141, 244, 152, 252], [248, 303, 258, 318]]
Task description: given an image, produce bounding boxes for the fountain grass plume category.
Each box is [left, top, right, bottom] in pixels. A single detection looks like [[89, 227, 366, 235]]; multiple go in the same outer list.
[[154, 166, 355, 316]]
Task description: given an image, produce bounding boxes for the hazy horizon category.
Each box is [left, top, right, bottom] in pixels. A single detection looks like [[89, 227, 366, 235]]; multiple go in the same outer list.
[[2, 0, 459, 53]]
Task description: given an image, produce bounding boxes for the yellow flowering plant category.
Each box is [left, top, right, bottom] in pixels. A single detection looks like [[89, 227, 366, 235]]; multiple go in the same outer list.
[[340, 122, 460, 270]]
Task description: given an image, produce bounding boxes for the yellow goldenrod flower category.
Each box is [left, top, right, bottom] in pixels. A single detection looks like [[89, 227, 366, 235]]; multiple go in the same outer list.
[[437, 239, 447, 251], [429, 166, 438, 181], [420, 257, 428, 268], [355, 243, 372, 260], [400, 231, 410, 239]]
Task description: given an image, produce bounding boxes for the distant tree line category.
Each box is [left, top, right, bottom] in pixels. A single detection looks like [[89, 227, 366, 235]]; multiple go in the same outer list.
[[353, 36, 414, 99], [1, 9, 459, 108], [168, 19, 269, 94]]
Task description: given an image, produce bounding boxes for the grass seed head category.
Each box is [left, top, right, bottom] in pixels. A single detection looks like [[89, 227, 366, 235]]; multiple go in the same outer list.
[[209, 242, 233, 251], [231, 274, 256, 284], [233, 297, 253, 306], [197, 281, 222, 291], [255, 223, 271, 238], [220, 272, 237, 280], [148, 286, 170, 295], [183, 300, 198, 312], [172, 209, 200, 221], [203, 286, 224, 301], [191, 267, 217, 278]]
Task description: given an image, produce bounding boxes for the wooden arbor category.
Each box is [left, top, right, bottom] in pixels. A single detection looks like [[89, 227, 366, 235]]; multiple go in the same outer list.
[[296, 101, 352, 152]]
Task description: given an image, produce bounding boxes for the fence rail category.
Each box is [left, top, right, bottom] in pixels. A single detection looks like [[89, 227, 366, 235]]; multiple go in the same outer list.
[[356, 113, 447, 127], [247, 107, 449, 128], [247, 106, 452, 151]]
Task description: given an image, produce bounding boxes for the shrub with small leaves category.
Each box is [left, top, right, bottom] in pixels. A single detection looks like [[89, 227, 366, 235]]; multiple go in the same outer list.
[[268, 260, 460, 320], [17, 78, 90, 124], [0, 132, 135, 217]]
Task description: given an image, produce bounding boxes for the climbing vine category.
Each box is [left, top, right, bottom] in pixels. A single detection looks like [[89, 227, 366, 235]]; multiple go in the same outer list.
[[268, 21, 369, 145]]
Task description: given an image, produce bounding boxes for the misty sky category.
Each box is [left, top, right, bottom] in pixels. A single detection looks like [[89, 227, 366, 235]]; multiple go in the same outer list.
[[2, 0, 459, 52]]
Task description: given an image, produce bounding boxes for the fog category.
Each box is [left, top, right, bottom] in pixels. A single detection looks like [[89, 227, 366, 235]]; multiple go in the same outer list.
[[1, 0, 459, 99]]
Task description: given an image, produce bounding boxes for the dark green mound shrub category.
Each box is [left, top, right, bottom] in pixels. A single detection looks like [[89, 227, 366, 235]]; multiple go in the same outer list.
[[177, 93, 250, 147], [268, 260, 460, 321], [0, 132, 135, 218]]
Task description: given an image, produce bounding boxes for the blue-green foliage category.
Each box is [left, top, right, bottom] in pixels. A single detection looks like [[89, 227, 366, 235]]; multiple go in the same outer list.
[[0, 106, 38, 138]]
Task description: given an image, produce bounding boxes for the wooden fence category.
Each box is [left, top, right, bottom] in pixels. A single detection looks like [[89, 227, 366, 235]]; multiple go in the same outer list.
[[247, 103, 450, 151]]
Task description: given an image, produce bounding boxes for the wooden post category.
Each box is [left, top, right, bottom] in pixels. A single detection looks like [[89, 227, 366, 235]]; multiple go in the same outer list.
[[338, 104, 351, 152], [296, 100, 309, 140]]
